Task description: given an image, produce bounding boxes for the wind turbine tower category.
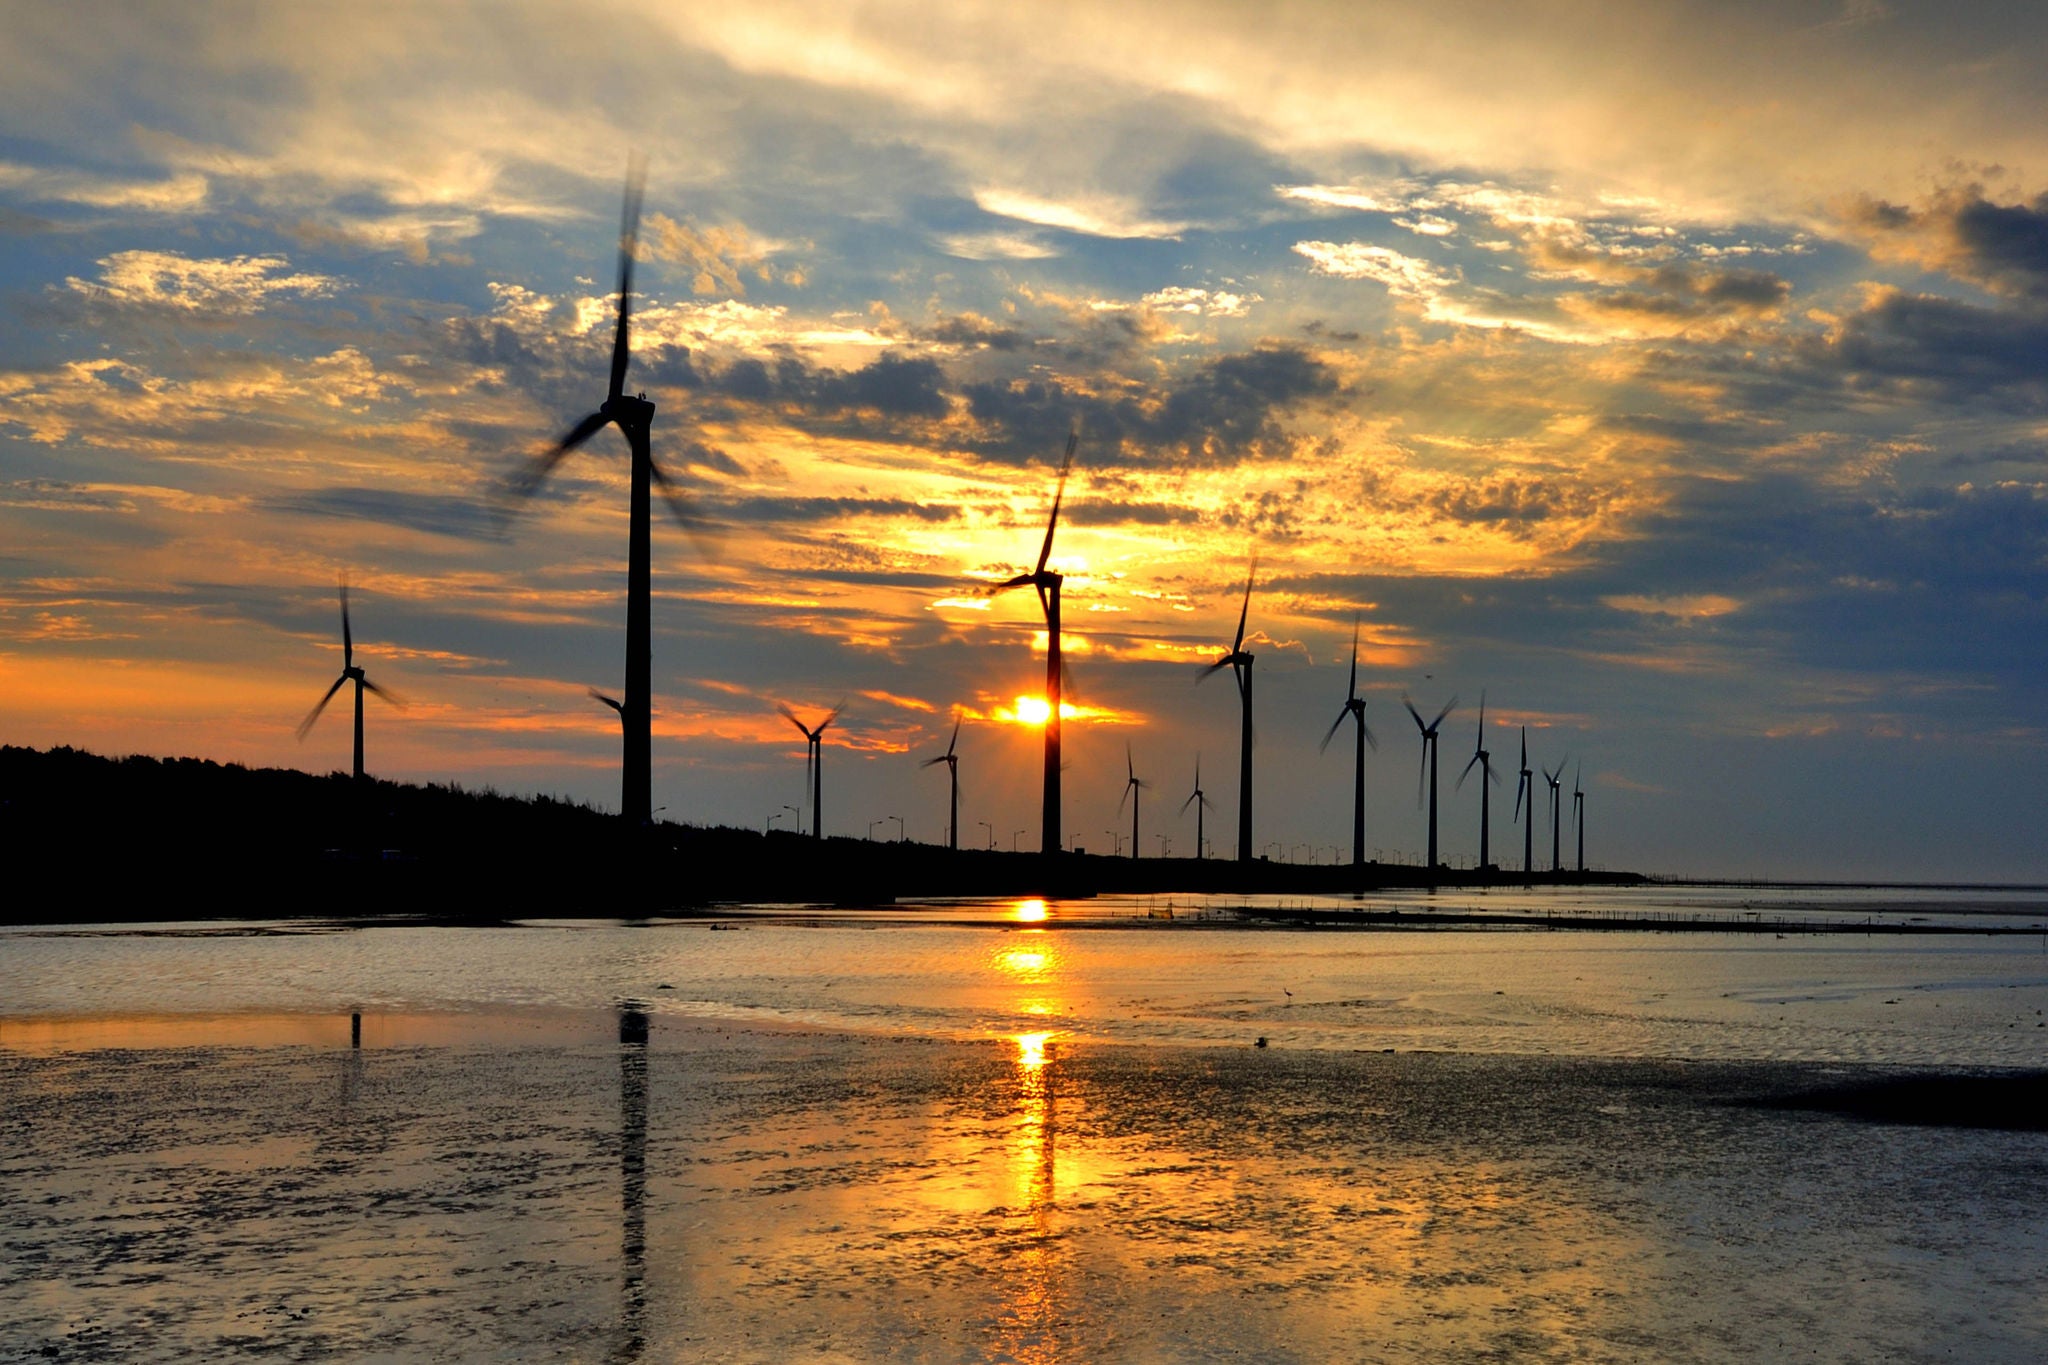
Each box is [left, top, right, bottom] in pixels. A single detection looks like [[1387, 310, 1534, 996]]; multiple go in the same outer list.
[[1119, 743, 1150, 858], [505, 161, 707, 826], [1319, 617, 1378, 868], [1573, 761, 1585, 874], [779, 703, 841, 840], [1513, 727, 1534, 879], [1200, 562, 1259, 863], [1543, 760, 1566, 873], [297, 582, 401, 781], [1181, 756, 1214, 860], [989, 433, 1078, 857], [921, 719, 963, 851], [1457, 693, 1499, 872], [1404, 694, 1458, 872]]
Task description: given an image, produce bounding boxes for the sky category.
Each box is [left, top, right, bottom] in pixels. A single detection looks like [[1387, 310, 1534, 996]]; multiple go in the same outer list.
[[4, 0, 2047, 881]]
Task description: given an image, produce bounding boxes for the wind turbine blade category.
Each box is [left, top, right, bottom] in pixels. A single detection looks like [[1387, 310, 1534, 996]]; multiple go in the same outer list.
[[1431, 695, 1459, 730], [1513, 776, 1526, 822], [1180, 790, 1199, 814], [1231, 559, 1256, 653], [1197, 656, 1233, 683], [820, 700, 845, 732], [589, 687, 624, 714], [649, 457, 721, 557], [947, 718, 960, 757], [297, 676, 347, 739], [1125, 741, 1135, 783], [1416, 742, 1427, 807], [503, 411, 611, 517], [919, 755, 946, 769], [1034, 430, 1078, 576], [608, 159, 646, 402], [1363, 720, 1378, 752], [777, 703, 810, 738], [1403, 695, 1427, 732], [1318, 710, 1347, 754], [1574, 759, 1583, 797], [1476, 690, 1486, 738], [1347, 615, 1360, 701], [1118, 783, 1131, 815], [1519, 726, 1527, 768], [359, 677, 404, 708], [339, 582, 352, 668], [1457, 750, 1481, 790]]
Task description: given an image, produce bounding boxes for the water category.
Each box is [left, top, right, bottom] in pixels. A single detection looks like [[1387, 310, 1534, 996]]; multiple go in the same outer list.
[[7, 887, 2048, 1064], [6, 890, 2048, 1361]]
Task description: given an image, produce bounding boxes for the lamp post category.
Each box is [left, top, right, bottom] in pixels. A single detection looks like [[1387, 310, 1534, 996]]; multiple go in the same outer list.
[[783, 804, 801, 837], [979, 820, 993, 851], [767, 811, 783, 834], [889, 815, 904, 844], [1012, 828, 1026, 852]]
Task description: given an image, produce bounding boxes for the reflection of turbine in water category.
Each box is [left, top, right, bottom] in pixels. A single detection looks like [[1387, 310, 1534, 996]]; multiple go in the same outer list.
[[617, 1003, 649, 1364], [996, 1032, 1062, 1364]]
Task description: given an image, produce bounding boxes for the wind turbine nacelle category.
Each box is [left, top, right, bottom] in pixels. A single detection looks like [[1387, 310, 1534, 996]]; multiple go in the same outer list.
[[605, 394, 657, 424]]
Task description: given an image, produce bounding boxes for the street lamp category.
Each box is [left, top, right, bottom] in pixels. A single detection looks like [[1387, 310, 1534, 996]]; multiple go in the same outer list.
[[1105, 829, 1122, 858], [767, 810, 784, 834], [868, 818, 885, 841], [889, 815, 904, 843], [1012, 828, 1026, 852], [979, 820, 993, 851], [783, 804, 801, 837], [1157, 834, 1170, 858]]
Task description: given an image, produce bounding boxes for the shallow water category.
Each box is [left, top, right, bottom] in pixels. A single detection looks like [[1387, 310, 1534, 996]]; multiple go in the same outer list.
[[5, 897, 2048, 1361]]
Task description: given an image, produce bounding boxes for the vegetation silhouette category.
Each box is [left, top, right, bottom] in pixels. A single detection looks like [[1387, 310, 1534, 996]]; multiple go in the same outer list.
[[0, 743, 1646, 924]]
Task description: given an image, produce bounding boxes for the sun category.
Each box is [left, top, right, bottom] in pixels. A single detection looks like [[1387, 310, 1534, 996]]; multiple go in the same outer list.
[[1004, 696, 1077, 726]]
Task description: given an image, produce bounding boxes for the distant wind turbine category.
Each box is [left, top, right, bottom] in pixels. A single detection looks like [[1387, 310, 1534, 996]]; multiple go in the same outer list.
[[1180, 756, 1215, 860], [1457, 692, 1500, 872], [1403, 693, 1458, 871], [1118, 742, 1150, 859], [987, 432, 1079, 857], [1543, 759, 1566, 873], [1513, 727, 1534, 879], [779, 702, 842, 840], [1319, 617, 1378, 868], [501, 159, 711, 826], [1573, 760, 1585, 874], [1199, 560, 1258, 863], [920, 718, 962, 851], [297, 582, 402, 781]]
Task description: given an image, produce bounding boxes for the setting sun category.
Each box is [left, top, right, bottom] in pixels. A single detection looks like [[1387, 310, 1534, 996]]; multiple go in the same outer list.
[[1003, 696, 1076, 726]]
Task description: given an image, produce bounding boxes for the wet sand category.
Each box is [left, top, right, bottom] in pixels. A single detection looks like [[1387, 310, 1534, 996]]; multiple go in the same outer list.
[[5, 1016, 2046, 1362]]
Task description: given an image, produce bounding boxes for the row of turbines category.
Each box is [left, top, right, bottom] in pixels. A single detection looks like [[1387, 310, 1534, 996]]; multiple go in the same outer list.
[[296, 167, 1596, 877]]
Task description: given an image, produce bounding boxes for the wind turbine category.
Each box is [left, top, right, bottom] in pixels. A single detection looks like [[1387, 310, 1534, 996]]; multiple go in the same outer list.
[[1180, 756, 1215, 860], [1319, 617, 1379, 868], [1543, 759, 1566, 873], [988, 432, 1078, 857], [1573, 760, 1585, 874], [502, 159, 707, 827], [921, 718, 962, 851], [1118, 743, 1150, 859], [1457, 693, 1500, 872], [1513, 727, 1534, 878], [1403, 693, 1458, 872], [779, 703, 841, 841], [1199, 560, 1258, 863], [297, 582, 401, 781]]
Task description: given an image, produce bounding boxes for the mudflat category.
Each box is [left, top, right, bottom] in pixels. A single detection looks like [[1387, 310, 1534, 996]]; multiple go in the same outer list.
[[5, 1016, 2045, 1363]]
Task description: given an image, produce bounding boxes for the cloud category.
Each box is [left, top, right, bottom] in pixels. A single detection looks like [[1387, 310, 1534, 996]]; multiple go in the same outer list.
[[644, 214, 789, 297], [972, 187, 1188, 240], [62, 250, 339, 315], [1846, 186, 2048, 303]]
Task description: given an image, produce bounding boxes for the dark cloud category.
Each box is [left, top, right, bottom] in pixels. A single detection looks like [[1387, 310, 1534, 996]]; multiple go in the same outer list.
[[707, 495, 959, 525], [263, 486, 503, 540], [1850, 187, 2048, 302], [1806, 290, 2048, 402], [963, 342, 1339, 468], [916, 312, 1028, 351]]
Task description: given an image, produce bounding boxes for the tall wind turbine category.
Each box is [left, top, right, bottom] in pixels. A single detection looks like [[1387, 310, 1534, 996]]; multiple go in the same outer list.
[[1573, 761, 1585, 874], [1180, 756, 1214, 860], [1199, 561, 1258, 862], [1403, 693, 1458, 871], [1543, 759, 1566, 873], [779, 703, 841, 840], [988, 432, 1078, 857], [1457, 693, 1499, 872], [1118, 743, 1149, 859], [1318, 617, 1378, 868], [503, 160, 706, 827], [1513, 727, 1534, 878], [921, 718, 962, 851], [297, 582, 401, 781]]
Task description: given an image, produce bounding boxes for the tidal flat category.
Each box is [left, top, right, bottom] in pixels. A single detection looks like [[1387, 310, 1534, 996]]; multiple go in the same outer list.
[[4, 901, 2046, 1361]]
